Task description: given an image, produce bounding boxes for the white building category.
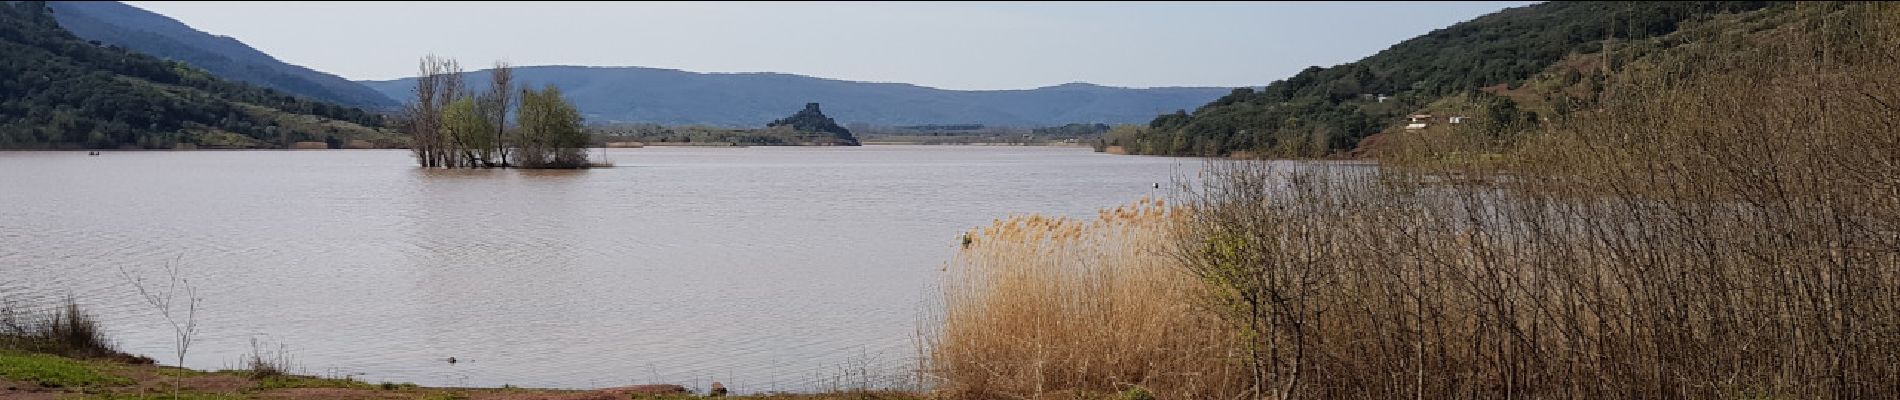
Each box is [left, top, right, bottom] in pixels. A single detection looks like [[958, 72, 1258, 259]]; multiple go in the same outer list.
[[1405, 114, 1432, 130]]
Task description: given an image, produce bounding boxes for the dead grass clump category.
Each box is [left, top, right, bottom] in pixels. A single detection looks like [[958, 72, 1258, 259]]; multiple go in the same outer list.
[[0, 296, 123, 360]]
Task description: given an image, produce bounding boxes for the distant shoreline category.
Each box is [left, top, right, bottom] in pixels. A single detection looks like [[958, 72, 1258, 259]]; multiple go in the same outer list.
[[859, 141, 1091, 147], [0, 143, 1106, 152], [0, 147, 408, 152]]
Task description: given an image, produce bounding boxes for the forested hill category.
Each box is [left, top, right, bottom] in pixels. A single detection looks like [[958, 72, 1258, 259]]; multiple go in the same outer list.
[[0, 1, 388, 149], [45, 1, 399, 110], [1113, 1, 1777, 157]]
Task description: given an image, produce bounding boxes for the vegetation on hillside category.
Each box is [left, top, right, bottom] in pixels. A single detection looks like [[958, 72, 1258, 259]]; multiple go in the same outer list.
[[1110, 1, 1776, 157], [46, 1, 400, 109], [0, 1, 388, 149], [931, 2, 1898, 398]]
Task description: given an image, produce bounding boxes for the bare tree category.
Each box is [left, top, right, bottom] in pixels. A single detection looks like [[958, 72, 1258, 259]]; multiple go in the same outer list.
[[407, 55, 472, 168], [120, 256, 202, 400], [488, 61, 515, 167], [408, 55, 441, 167], [436, 58, 472, 167], [407, 55, 467, 168]]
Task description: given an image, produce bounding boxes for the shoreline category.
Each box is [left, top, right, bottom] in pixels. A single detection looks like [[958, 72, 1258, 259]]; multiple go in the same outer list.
[[858, 142, 1090, 147], [0, 350, 921, 399]]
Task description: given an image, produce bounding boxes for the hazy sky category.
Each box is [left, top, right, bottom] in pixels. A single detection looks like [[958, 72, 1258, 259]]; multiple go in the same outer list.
[[123, 1, 1532, 90]]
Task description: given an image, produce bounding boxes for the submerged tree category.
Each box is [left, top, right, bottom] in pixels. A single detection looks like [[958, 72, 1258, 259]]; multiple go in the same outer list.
[[442, 96, 493, 166], [514, 85, 589, 168], [482, 61, 514, 166], [404, 55, 464, 167]]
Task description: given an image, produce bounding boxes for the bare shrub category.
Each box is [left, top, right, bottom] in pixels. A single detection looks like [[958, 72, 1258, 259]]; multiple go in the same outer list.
[[238, 337, 298, 379]]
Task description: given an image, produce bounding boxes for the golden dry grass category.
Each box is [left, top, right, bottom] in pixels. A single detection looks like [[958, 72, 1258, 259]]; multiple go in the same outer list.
[[926, 198, 1248, 399]]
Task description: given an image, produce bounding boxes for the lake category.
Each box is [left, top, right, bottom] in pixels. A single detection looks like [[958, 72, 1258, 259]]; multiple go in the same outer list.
[[0, 146, 1194, 392]]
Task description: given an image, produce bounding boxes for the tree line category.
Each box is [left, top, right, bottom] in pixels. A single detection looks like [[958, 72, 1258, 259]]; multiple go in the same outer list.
[[400, 56, 591, 168]]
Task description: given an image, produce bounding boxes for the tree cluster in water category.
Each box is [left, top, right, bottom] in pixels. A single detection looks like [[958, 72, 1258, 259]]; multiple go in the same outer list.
[[400, 57, 590, 168]]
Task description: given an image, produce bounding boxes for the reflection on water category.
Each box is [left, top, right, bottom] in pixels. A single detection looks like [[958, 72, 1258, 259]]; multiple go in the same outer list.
[[0, 146, 1192, 391]]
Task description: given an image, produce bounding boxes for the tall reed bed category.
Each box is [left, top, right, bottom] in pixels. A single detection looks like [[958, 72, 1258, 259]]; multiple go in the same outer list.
[[930, 3, 1900, 398], [1172, 159, 1896, 398], [927, 199, 1249, 399]]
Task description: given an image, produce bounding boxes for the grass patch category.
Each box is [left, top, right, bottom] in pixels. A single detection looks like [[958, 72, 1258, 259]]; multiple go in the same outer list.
[[0, 351, 133, 388], [250, 375, 375, 390]]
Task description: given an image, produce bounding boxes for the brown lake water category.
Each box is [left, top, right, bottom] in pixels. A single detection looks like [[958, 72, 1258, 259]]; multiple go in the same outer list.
[[0, 146, 1193, 392]]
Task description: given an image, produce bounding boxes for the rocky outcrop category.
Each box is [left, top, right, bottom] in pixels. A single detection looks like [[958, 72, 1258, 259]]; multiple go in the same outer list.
[[766, 103, 859, 145]]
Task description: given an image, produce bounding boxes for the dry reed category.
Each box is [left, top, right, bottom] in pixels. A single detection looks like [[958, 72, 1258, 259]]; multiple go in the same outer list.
[[930, 3, 1900, 399], [927, 198, 1250, 399]]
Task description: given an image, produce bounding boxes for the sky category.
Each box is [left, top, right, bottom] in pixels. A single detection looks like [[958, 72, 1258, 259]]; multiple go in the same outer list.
[[123, 1, 1533, 91]]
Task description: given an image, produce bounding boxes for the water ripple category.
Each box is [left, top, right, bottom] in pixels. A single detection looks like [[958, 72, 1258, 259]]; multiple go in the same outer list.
[[0, 147, 1191, 392]]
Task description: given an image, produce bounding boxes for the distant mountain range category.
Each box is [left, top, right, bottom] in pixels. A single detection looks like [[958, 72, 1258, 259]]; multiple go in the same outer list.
[[46, 1, 399, 109], [358, 66, 1235, 127], [38, 1, 1236, 128]]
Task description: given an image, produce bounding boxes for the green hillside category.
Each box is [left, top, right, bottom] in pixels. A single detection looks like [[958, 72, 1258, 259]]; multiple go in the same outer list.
[[47, 1, 400, 109], [1109, 1, 1777, 158], [1376, 1, 1895, 160], [0, 1, 393, 149]]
